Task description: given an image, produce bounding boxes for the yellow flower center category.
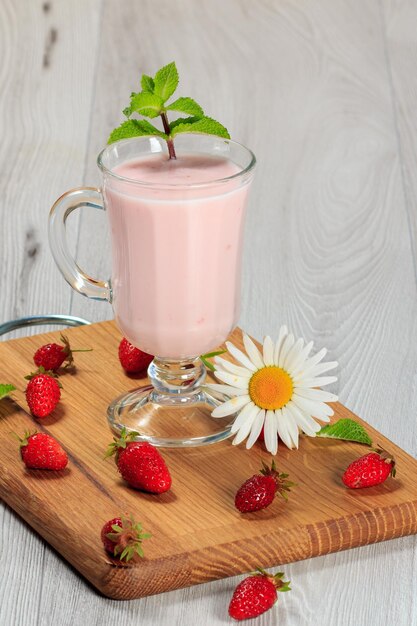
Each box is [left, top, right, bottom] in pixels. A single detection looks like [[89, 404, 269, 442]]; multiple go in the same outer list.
[[248, 366, 293, 410]]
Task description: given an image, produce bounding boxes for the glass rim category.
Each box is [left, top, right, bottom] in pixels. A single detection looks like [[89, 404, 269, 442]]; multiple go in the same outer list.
[[97, 135, 256, 189]]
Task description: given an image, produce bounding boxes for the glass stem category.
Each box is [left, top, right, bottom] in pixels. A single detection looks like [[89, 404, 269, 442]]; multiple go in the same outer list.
[[148, 357, 206, 399]]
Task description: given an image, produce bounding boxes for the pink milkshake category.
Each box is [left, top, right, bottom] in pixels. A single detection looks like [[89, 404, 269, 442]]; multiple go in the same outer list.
[[104, 152, 251, 358]]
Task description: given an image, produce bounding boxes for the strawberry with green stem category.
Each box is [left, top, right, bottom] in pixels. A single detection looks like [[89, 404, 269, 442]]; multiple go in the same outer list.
[[16, 430, 68, 470], [105, 427, 172, 493], [342, 446, 396, 489], [34, 333, 92, 371], [101, 514, 151, 562], [235, 460, 295, 513], [229, 568, 291, 621], [25, 367, 62, 418], [108, 61, 230, 159]]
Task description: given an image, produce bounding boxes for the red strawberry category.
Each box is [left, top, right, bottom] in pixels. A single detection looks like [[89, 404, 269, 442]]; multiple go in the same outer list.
[[34, 333, 91, 371], [235, 460, 295, 513], [101, 514, 151, 562], [229, 568, 291, 620], [118, 338, 153, 374], [25, 367, 62, 418], [105, 428, 172, 493], [17, 431, 68, 470], [342, 448, 396, 489]]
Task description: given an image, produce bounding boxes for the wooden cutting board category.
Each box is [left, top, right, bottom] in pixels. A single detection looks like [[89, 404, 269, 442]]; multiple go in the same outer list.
[[1, 321, 417, 600]]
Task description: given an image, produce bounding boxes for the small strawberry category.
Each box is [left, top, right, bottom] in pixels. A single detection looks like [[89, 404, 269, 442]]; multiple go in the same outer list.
[[235, 460, 295, 513], [342, 447, 396, 489], [118, 338, 153, 374], [101, 514, 151, 562], [105, 428, 172, 493], [17, 431, 68, 470], [25, 367, 62, 418], [34, 333, 92, 371], [229, 568, 291, 621]]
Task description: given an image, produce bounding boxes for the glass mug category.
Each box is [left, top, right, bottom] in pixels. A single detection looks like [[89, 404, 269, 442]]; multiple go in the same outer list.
[[49, 134, 256, 446]]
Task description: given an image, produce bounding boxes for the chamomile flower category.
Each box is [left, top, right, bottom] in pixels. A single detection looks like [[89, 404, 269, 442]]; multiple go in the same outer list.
[[208, 326, 338, 455]]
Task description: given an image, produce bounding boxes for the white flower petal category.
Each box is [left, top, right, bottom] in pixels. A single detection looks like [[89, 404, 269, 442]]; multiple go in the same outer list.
[[264, 409, 278, 455], [205, 383, 248, 397], [276, 409, 294, 449], [211, 394, 250, 418], [243, 333, 264, 369], [273, 325, 288, 365], [304, 360, 338, 377], [290, 340, 314, 375], [294, 388, 338, 403], [214, 370, 250, 390], [291, 395, 333, 421], [293, 375, 337, 388], [214, 356, 252, 377], [226, 342, 257, 371], [286, 402, 321, 436], [278, 333, 295, 367], [232, 407, 260, 445], [246, 410, 266, 449], [231, 402, 258, 433], [301, 347, 328, 372], [263, 335, 275, 366], [282, 405, 299, 448], [283, 338, 304, 372]]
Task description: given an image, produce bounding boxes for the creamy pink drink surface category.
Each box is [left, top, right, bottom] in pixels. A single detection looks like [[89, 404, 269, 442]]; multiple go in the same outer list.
[[104, 152, 250, 359]]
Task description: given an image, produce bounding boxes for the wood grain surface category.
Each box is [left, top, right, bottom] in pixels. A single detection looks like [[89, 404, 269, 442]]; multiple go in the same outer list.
[[0, 321, 416, 601], [1, 0, 417, 623]]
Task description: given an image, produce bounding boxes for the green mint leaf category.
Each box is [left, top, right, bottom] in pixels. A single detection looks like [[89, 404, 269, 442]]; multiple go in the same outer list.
[[0, 384, 16, 400], [141, 74, 155, 93], [169, 116, 201, 131], [171, 116, 230, 139], [108, 120, 167, 144], [153, 61, 179, 102], [317, 418, 372, 446], [123, 106, 132, 118], [130, 92, 164, 118], [166, 97, 204, 117]]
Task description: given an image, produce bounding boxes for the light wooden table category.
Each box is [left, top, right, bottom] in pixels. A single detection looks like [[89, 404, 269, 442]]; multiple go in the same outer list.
[[1, 1, 416, 624]]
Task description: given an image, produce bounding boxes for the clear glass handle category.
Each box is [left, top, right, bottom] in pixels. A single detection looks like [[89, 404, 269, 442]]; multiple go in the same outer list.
[[48, 187, 111, 301]]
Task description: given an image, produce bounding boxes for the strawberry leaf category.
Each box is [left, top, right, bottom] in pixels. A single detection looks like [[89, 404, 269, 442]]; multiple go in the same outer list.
[[0, 384, 16, 400], [317, 418, 372, 446]]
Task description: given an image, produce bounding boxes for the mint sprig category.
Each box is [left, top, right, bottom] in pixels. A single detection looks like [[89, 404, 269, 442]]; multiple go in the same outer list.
[[0, 384, 16, 400], [317, 418, 372, 446], [108, 61, 230, 159]]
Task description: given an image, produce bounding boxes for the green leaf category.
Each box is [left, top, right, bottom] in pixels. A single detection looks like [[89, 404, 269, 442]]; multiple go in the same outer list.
[[153, 61, 179, 102], [200, 350, 226, 372], [123, 106, 132, 118], [171, 116, 230, 139], [169, 116, 201, 131], [108, 120, 167, 144], [317, 418, 372, 446], [130, 92, 164, 118], [0, 384, 15, 400], [166, 97, 204, 117], [141, 74, 155, 93]]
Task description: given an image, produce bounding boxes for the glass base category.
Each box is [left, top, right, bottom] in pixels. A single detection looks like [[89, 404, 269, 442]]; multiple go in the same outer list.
[[107, 386, 235, 447]]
